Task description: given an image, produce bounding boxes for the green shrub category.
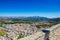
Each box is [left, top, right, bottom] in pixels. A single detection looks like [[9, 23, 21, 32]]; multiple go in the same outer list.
[[36, 25, 41, 28], [17, 34, 24, 39], [0, 31, 6, 36]]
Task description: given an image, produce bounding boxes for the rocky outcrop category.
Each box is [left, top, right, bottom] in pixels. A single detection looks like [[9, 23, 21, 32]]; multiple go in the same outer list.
[[18, 24, 60, 40]]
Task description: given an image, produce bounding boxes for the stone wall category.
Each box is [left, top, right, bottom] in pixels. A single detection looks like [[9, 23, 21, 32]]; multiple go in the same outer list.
[[18, 24, 60, 40]]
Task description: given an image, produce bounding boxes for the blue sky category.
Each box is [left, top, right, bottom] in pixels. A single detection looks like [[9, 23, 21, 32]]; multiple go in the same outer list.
[[0, 0, 60, 18]]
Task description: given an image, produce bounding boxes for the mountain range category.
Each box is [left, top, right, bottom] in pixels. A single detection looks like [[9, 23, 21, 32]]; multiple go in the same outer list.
[[0, 16, 60, 23]]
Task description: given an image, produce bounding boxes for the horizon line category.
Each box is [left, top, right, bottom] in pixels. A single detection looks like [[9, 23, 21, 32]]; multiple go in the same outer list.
[[0, 16, 60, 18]]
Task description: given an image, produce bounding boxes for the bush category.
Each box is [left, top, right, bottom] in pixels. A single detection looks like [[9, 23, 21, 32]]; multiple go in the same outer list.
[[0, 31, 6, 36], [36, 25, 41, 28], [17, 34, 24, 39]]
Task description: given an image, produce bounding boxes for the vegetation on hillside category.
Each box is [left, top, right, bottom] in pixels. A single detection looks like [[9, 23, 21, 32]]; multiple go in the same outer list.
[[0, 31, 6, 36], [17, 34, 24, 39]]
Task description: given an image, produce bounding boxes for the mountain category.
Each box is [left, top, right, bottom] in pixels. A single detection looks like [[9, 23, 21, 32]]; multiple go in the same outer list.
[[0, 16, 60, 23], [9, 16, 49, 21], [49, 18, 60, 23]]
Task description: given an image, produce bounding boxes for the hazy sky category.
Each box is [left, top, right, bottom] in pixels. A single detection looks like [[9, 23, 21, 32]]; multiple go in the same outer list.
[[0, 0, 60, 18]]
